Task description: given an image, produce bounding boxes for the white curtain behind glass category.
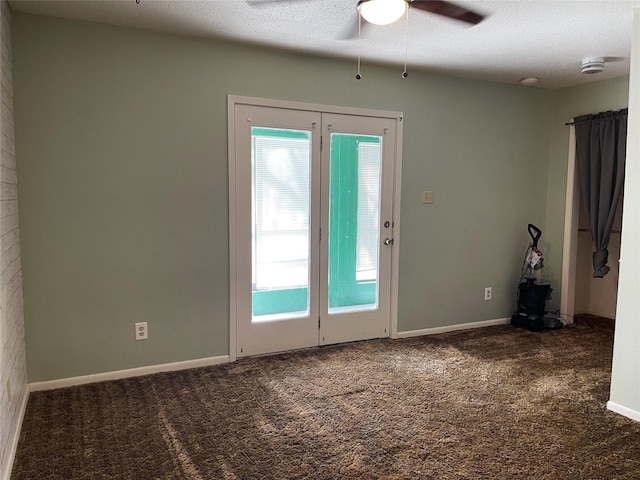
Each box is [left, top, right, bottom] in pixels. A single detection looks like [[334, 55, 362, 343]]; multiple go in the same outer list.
[[252, 133, 311, 290], [356, 142, 381, 282]]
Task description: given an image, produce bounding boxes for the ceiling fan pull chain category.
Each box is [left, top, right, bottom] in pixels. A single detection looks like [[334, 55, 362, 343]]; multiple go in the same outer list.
[[402, 2, 409, 78], [356, 11, 362, 80]]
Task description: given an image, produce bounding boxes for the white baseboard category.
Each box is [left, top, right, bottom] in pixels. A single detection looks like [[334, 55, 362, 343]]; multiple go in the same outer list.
[[4, 385, 30, 480], [397, 317, 511, 339], [29, 355, 230, 392], [607, 400, 640, 423]]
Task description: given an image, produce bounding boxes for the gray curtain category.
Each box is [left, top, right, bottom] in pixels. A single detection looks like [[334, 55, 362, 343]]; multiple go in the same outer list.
[[574, 108, 627, 278]]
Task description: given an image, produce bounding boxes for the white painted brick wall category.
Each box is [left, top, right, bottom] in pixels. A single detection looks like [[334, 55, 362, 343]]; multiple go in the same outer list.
[[0, 1, 28, 479]]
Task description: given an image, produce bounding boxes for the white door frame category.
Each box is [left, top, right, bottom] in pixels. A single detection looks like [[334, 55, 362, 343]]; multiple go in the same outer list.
[[560, 124, 578, 321], [227, 95, 404, 361]]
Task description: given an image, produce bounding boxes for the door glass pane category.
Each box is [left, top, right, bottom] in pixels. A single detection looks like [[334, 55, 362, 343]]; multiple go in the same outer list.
[[251, 127, 311, 321], [328, 133, 382, 313]]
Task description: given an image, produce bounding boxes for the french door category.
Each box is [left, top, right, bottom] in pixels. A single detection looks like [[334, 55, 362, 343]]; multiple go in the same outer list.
[[230, 98, 401, 358]]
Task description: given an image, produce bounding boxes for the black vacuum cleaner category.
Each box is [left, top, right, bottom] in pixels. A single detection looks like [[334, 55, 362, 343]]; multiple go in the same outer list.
[[511, 224, 563, 332]]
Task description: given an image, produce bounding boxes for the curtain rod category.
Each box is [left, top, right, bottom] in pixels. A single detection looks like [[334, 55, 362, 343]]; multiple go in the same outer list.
[[565, 117, 596, 126], [565, 118, 588, 126], [565, 108, 629, 126]]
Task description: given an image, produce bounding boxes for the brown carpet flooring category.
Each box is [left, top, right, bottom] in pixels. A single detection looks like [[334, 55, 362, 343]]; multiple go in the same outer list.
[[11, 320, 640, 479]]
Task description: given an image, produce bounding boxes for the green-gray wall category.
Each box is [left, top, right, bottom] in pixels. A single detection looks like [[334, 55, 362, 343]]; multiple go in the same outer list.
[[14, 13, 555, 382]]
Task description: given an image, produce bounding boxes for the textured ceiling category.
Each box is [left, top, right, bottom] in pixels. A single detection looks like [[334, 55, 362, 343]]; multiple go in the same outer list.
[[9, 0, 640, 89]]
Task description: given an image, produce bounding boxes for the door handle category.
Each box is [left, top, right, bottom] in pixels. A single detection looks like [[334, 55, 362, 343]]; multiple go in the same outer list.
[[383, 238, 394, 246]]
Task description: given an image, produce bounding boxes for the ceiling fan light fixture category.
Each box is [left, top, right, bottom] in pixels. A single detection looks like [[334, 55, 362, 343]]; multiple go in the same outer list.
[[357, 0, 407, 26]]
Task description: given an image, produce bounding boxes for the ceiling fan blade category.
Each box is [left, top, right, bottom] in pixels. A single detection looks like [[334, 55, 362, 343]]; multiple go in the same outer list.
[[409, 0, 485, 25], [247, 0, 366, 40]]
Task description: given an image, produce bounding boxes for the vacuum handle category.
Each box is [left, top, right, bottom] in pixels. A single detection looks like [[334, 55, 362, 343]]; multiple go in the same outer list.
[[528, 224, 542, 248]]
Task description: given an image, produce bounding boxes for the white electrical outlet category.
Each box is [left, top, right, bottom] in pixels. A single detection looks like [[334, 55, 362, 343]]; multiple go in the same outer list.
[[135, 322, 148, 340], [484, 287, 492, 301]]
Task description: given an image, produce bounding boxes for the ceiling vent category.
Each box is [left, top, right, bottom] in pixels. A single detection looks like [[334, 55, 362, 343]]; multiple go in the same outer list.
[[581, 57, 605, 74]]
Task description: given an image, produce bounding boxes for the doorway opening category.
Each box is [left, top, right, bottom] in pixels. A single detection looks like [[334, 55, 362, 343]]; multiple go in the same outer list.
[[561, 125, 622, 324]]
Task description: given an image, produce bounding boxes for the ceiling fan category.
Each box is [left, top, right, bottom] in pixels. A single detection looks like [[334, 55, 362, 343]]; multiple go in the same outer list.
[[247, 0, 485, 33], [247, 0, 485, 78], [356, 0, 484, 27]]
